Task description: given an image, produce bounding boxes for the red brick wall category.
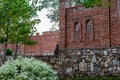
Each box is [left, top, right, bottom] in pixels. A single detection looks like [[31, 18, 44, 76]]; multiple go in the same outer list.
[[0, 43, 4, 52], [0, 31, 59, 55], [22, 31, 59, 55], [110, 0, 120, 47], [23, 33, 42, 55], [59, 0, 110, 49], [66, 5, 110, 48], [42, 31, 59, 55], [0, 43, 16, 52], [59, 0, 120, 50]]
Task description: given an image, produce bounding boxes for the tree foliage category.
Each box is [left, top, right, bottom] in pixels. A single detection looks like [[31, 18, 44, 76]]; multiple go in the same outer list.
[[0, 0, 43, 61], [41, 0, 85, 23], [50, 24, 58, 31], [42, 0, 109, 23]]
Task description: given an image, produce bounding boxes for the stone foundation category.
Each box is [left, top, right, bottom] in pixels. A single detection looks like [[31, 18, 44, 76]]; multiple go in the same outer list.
[[26, 48, 120, 78]]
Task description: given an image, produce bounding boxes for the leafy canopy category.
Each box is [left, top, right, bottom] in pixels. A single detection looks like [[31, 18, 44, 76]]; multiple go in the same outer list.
[[0, 0, 42, 44], [41, 0, 110, 23]]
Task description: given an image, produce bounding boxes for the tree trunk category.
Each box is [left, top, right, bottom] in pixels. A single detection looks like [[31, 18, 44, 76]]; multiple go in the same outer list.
[[3, 18, 10, 63], [24, 44, 26, 55], [14, 40, 18, 59]]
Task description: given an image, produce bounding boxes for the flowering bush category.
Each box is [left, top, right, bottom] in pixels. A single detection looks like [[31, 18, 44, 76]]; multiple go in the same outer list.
[[0, 56, 58, 80]]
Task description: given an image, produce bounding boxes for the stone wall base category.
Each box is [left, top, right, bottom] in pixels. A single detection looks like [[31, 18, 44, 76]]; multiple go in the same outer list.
[[25, 47, 120, 78]]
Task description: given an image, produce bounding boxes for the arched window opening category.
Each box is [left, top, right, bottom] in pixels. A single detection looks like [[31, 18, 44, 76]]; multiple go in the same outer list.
[[85, 19, 93, 41], [74, 22, 81, 42]]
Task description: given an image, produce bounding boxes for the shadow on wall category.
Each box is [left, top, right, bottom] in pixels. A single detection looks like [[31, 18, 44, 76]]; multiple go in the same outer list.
[[54, 44, 59, 55]]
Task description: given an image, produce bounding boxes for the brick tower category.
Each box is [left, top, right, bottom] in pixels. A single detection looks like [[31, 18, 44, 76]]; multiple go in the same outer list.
[[59, 0, 70, 50], [110, 0, 120, 46], [59, 0, 120, 50]]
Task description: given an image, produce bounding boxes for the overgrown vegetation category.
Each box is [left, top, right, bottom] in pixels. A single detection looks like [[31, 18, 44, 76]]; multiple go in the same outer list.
[[0, 56, 58, 80], [0, 0, 42, 61]]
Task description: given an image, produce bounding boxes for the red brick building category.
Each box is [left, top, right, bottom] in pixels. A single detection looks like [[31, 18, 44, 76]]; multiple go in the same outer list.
[[1, 0, 120, 55], [21, 31, 59, 55], [0, 31, 59, 55], [59, 0, 120, 50]]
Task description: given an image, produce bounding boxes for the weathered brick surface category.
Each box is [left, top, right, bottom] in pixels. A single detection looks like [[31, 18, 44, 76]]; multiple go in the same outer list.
[[59, 0, 70, 50], [23, 33, 42, 55], [41, 31, 59, 55], [66, 6, 109, 48], [110, 0, 120, 46], [23, 31, 59, 55], [0, 31, 59, 55], [59, 0, 120, 50], [1, 0, 120, 56]]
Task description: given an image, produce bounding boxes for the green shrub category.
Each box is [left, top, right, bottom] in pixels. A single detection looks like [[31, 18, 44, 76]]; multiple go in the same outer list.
[[0, 56, 58, 80], [6, 48, 13, 55]]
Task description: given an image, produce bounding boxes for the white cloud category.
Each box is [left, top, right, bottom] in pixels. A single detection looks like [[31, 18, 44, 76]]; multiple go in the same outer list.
[[35, 9, 53, 34]]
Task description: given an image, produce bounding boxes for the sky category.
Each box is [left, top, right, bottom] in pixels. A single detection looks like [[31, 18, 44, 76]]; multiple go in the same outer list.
[[35, 9, 53, 34]]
